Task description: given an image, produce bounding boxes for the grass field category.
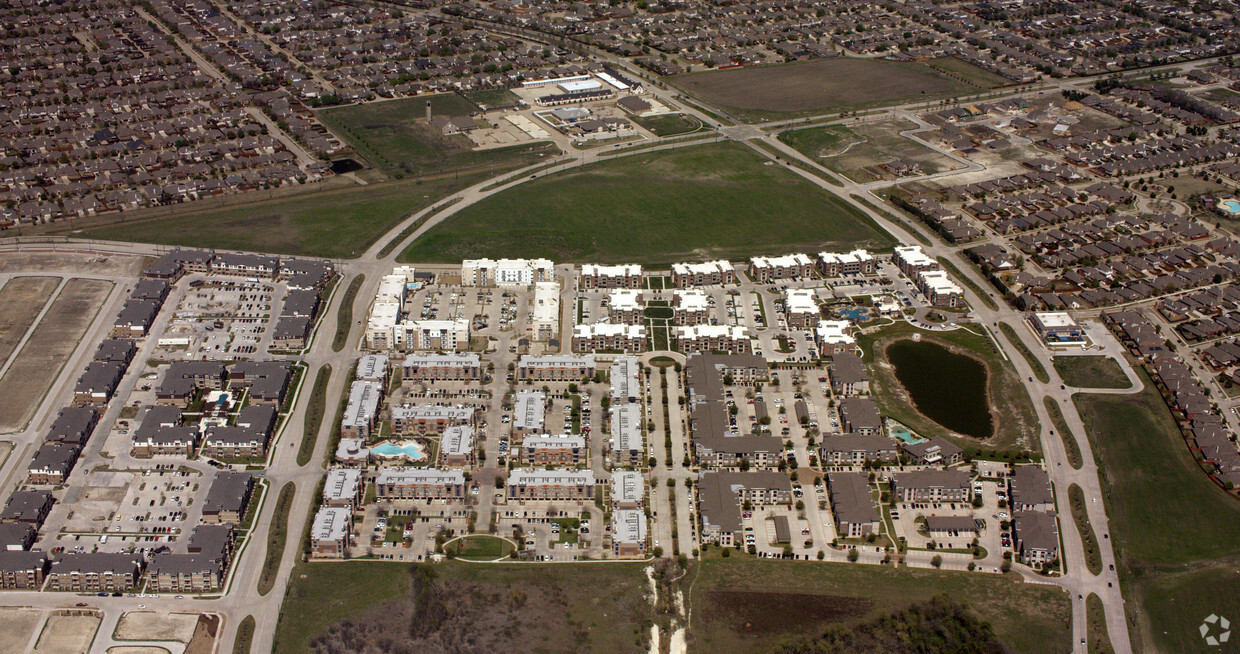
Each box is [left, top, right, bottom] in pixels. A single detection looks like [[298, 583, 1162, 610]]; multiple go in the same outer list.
[[317, 94, 557, 178], [777, 119, 953, 183], [298, 365, 331, 467], [1044, 396, 1082, 469], [0, 279, 112, 431], [858, 322, 1040, 456], [672, 57, 1007, 122], [463, 88, 522, 110], [0, 277, 58, 366], [691, 555, 1070, 654], [274, 561, 652, 654], [632, 113, 703, 137], [1053, 356, 1131, 389], [999, 322, 1050, 384], [400, 142, 895, 265], [80, 173, 492, 259], [258, 482, 296, 596], [448, 535, 515, 560], [1074, 368, 1240, 652]]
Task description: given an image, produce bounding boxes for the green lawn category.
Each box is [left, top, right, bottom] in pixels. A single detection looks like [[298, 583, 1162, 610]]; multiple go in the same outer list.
[[274, 561, 653, 654], [1054, 356, 1131, 389], [691, 554, 1070, 654], [258, 482, 296, 596], [298, 365, 331, 467], [400, 141, 895, 265], [464, 88, 522, 110], [1043, 396, 1082, 469], [79, 173, 490, 259], [317, 94, 557, 178], [449, 535, 515, 560], [631, 113, 703, 137], [333, 275, 364, 353], [1068, 484, 1102, 575], [1086, 594, 1115, 654], [857, 322, 1040, 456], [1074, 369, 1240, 652]]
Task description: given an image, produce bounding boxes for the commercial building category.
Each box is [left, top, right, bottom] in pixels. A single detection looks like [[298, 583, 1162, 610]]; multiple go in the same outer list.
[[671, 260, 735, 287], [507, 470, 596, 501], [579, 264, 641, 289], [517, 354, 596, 382], [375, 469, 467, 500], [403, 353, 482, 382], [827, 472, 881, 538], [1030, 312, 1086, 345]]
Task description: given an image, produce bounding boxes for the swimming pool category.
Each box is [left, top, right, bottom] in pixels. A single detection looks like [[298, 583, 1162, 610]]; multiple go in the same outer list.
[[1219, 199, 1240, 216], [886, 419, 927, 445], [371, 441, 427, 461]]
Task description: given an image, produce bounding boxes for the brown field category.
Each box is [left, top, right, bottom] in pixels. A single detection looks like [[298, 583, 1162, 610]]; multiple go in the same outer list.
[[33, 614, 101, 654], [0, 277, 59, 367], [704, 590, 872, 634], [0, 278, 113, 431], [672, 58, 985, 120], [183, 614, 219, 654], [0, 608, 43, 652], [113, 612, 199, 642]]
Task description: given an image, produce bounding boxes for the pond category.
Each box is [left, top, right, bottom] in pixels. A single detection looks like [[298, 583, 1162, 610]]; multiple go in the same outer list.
[[885, 338, 993, 439]]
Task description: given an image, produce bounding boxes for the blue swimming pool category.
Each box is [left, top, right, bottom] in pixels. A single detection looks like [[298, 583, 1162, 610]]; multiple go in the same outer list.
[[1220, 199, 1240, 216], [371, 441, 427, 460]]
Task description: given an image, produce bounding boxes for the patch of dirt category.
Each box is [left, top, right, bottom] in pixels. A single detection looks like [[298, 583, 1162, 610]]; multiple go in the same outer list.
[[704, 590, 873, 635], [182, 614, 218, 654]]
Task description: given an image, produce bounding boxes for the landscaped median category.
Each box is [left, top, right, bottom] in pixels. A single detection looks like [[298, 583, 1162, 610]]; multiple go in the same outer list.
[[332, 275, 364, 353], [232, 615, 256, 654], [1043, 396, 1083, 469], [999, 322, 1050, 384], [258, 482, 296, 596], [1068, 483, 1103, 575], [298, 365, 332, 467]]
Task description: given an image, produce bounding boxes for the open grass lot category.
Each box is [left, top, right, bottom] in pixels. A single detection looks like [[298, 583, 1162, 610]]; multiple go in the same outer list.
[[463, 88, 522, 110], [1074, 369, 1240, 653], [691, 555, 1070, 654], [0, 278, 112, 431], [275, 561, 652, 654], [1054, 356, 1131, 389], [0, 276, 58, 366], [448, 535, 515, 560], [33, 614, 101, 654], [317, 94, 556, 178], [80, 173, 494, 259], [671, 57, 1006, 122], [776, 119, 954, 183], [857, 322, 1040, 456], [0, 608, 42, 653], [632, 113, 703, 137], [400, 142, 894, 265]]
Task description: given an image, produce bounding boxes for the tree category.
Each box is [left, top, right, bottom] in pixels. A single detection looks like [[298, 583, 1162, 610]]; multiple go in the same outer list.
[[931, 554, 943, 568], [817, 549, 825, 560], [1001, 559, 1012, 573], [652, 546, 663, 557], [847, 548, 859, 562]]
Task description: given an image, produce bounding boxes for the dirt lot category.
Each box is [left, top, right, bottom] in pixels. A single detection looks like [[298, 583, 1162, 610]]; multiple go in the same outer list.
[[183, 614, 219, 654], [0, 276, 59, 366], [0, 608, 43, 652], [704, 590, 872, 634], [0, 251, 151, 278], [114, 611, 199, 643], [0, 278, 113, 431], [33, 614, 101, 654], [782, 119, 957, 183], [107, 647, 172, 654], [672, 58, 978, 118]]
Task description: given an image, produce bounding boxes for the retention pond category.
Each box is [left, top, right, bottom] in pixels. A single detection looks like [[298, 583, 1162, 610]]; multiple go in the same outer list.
[[885, 338, 993, 439]]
